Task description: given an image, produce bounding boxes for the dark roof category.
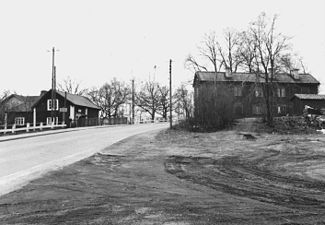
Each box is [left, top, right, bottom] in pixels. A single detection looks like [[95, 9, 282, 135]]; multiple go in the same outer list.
[[292, 94, 325, 100], [194, 71, 320, 85], [3, 94, 40, 112], [56, 91, 100, 109], [32, 90, 100, 109]]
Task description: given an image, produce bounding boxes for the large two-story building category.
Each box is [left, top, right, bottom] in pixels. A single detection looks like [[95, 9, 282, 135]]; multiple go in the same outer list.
[[193, 69, 320, 118]]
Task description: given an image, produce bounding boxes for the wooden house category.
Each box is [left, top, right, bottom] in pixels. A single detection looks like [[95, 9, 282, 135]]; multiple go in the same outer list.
[[32, 90, 101, 127], [193, 70, 320, 118], [291, 94, 325, 115], [0, 94, 41, 126]]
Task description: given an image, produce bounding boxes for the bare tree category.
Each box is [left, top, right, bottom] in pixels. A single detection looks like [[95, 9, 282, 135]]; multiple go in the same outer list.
[[184, 54, 208, 72], [217, 29, 242, 72], [186, 31, 244, 73], [86, 79, 130, 118], [237, 31, 257, 73], [136, 80, 161, 121], [185, 32, 224, 73], [157, 85, 170, 120], [248, 13, 291, 125], [86, 87, 103, 116], [97, 78, 131, 118], [0, 90, 13, 125], [200, 32, 224, 73], [280, 53, 307, 74], [58, 76, 87, 96], [174, 85, 193, 119]]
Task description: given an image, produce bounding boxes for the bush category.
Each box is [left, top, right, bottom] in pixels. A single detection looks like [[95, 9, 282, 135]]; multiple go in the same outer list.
[[193, 84, 234, 131]]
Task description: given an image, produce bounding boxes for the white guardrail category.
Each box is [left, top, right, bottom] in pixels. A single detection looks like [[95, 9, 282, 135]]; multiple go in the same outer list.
[[0, 122, 67, 134]]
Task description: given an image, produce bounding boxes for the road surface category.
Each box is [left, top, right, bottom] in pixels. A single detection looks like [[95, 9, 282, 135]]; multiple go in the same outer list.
[[0, 123, 168, 196]]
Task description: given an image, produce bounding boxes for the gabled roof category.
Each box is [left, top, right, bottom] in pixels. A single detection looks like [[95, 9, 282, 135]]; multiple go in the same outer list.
[[56, 90, 100, 109], [194, 71, 320, 85], [292, 94, 325, 100], [32, 90, 100, 109], [2, 94, 40, 112]]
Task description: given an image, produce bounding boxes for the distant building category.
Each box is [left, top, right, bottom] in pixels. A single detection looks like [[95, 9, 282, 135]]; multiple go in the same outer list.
[[0, 94, 41, 126], [32, 89, 100, 127], [1, 90, 101, 128], [291, 94, 325, 115], [193, 69, 320, 118]]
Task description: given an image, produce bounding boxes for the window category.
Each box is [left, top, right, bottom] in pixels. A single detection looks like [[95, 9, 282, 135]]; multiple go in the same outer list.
[[252, 105, 263, 115], [277, 105, 286, 114], [15, 117, 25, 125], [255, 87, 263, 97], [47, 99, 59, 111], [46, 117, 59, 125], [234, 86, 242, 97], [277, 87, 286, 97]]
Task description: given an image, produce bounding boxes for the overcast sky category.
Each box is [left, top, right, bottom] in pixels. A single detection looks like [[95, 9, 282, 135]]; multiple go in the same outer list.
[[0, 0, 324, 95]]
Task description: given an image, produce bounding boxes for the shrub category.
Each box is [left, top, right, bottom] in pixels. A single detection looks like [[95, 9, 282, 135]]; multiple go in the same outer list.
[[192, 84, 234, 132]]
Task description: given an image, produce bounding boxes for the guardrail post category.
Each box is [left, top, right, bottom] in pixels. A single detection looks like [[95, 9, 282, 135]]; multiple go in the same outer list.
[[12, 124, 16, 134], [26, 123, 30, 132], [51, 121, 54, 129], [40, 122, 43, 131]]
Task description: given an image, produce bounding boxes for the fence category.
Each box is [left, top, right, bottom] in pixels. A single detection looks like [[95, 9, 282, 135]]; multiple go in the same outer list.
[[101, 117, 128, 125], [69, 118, 101, 128], [0, 122, 66, 135]]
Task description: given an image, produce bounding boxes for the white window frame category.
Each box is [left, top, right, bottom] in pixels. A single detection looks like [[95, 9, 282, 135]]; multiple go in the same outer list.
[[234, 86, 242, 97], [277, 87, 286, 98], [277, 105, 286, 114], [47, 99, 59, 111], [255, 87, 264, 98], [15, 117, 25, 125], [46, 117, 59, 125]]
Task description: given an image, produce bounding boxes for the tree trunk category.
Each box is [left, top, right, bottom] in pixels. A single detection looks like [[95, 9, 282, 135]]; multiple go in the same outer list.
[[265, 84, 273, 126]]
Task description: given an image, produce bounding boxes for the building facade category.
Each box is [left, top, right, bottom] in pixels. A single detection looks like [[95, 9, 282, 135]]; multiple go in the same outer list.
[[0, 94, 40, 127], [32, 90, 100, 127], [193, 70, 320, 118], [291, 94, 325, 115]]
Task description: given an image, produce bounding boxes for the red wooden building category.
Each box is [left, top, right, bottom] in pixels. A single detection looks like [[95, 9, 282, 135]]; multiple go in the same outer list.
[[193, 70, 320, 118], [32, 89, 100, 127]]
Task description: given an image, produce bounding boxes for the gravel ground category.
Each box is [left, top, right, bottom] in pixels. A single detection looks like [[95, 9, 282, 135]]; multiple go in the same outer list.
[[1, 125, 325, 224]]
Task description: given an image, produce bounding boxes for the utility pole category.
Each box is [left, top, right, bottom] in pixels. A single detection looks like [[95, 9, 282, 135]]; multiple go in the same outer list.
[[63, 91, 67, 125], [169, 59, 172, 129], [132, 79, 135, 124], [49, 47, 60, 125], [51, 47, 56, 124]]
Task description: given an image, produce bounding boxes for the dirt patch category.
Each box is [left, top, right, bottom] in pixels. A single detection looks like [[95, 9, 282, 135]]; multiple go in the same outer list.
[[1, 127, 325, 224]]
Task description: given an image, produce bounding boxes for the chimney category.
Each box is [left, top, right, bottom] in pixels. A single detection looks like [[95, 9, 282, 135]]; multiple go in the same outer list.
[[225, 66, 232, 78], [40, 90, 47, 96], [290, 69, 300, 80]]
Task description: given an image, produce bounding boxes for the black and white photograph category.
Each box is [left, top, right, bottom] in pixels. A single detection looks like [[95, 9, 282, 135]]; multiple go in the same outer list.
[[1, 0, 325, 224]]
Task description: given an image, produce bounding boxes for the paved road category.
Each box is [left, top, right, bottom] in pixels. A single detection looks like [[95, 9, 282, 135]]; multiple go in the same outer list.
[[0, 123, 168, 195]]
